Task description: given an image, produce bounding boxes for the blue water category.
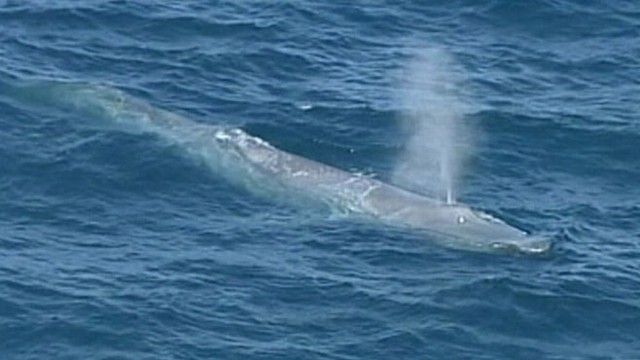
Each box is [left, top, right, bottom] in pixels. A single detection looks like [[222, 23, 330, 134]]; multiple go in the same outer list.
[[1, 1, 639, 359]]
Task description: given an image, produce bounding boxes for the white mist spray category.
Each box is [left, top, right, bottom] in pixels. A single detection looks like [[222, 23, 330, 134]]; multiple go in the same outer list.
[[392, 48, 472, 204]]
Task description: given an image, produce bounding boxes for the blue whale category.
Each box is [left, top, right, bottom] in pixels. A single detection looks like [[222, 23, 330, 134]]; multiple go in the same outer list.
[[4, 79, 550, 254]]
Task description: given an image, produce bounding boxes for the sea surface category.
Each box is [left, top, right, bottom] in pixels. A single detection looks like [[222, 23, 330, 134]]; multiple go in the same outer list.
[[1, 1, 639, 359]]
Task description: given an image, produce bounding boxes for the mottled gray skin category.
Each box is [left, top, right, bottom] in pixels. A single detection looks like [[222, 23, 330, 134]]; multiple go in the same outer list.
[[218, 128, 550, 254], [8, 79, 550, 254]]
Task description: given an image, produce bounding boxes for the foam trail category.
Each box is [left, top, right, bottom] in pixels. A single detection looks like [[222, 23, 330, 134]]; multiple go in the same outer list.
[[2, 78, 550, 254], [393, 49, 472, 204]]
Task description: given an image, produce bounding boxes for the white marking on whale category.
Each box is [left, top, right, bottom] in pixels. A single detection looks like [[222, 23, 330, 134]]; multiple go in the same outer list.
[[6, 79, 550, 254]]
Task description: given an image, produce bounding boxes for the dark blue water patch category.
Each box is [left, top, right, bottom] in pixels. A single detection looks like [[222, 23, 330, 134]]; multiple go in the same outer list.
[[467, 0, 634, 40], [0, 276, 153, 358], [470, 110, 640, 197]]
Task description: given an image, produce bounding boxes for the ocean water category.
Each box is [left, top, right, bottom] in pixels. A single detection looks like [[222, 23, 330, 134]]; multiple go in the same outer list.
[[1, 1, 639, 359]]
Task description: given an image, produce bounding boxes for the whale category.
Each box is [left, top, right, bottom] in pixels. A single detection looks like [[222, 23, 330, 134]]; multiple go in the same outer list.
[[2, 78, 551, 254]]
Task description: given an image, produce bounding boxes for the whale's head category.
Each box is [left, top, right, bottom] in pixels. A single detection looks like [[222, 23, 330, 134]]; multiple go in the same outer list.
[[364, 185, 551, 254], [439, 205, 550, 254], [389, 201, 551, 254]]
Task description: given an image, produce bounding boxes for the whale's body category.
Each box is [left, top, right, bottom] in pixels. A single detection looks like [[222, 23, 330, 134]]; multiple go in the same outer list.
[[3, 78, 550, 254]]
